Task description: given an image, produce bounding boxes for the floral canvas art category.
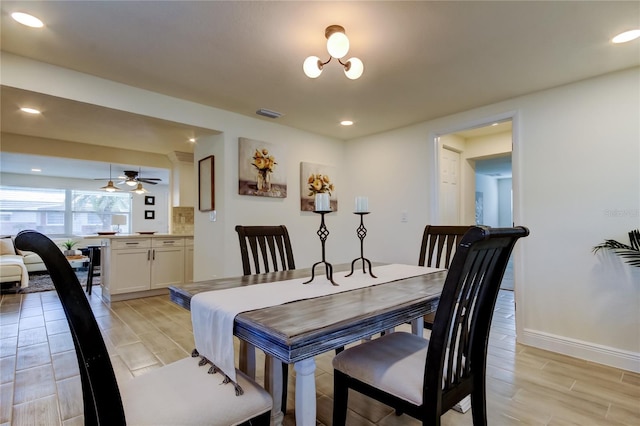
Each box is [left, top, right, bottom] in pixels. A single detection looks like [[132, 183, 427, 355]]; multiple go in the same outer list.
[[238, 138, 286, 198], [300, 162, 338, 211]]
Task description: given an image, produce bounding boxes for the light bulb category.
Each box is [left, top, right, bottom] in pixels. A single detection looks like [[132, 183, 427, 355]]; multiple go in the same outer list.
[[303, 56, 323, 78], [125, 180, 138, 186], [326, 31, 349, 59], [612, 29, 640, 44], [11, 12, 43, 28], [344, 57, 364, 80]]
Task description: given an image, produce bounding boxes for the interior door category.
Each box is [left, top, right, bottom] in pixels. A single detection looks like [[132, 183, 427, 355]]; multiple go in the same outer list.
[[439, 147, 460, 225]]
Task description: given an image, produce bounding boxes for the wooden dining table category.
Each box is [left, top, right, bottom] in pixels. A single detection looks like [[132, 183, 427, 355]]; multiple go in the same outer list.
[[168, 263, 447, 426]]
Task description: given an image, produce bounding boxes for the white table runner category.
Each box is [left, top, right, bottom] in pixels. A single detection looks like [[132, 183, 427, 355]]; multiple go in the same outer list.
[[191, 263, 443, 384]]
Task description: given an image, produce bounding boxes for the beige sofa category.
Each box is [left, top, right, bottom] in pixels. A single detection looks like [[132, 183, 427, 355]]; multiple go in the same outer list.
[[1, 236, 90, 289]]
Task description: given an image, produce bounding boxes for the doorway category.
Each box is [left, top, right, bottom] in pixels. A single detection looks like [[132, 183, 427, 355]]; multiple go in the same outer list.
[[436, 119, 514, 290]]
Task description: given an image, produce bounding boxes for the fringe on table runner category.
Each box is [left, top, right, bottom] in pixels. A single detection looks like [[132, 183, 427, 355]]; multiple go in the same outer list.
[[191, 348, 245, 396]]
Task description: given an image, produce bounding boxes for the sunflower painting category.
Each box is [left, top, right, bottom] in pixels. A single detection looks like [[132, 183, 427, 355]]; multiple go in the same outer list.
[[300, 162, 338, 211], [238, 138, 287, 198]]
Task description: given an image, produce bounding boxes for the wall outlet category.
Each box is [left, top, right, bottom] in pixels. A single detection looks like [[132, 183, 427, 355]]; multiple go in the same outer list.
[[209, 211, 217, 222], [401, 210, 408, 223]]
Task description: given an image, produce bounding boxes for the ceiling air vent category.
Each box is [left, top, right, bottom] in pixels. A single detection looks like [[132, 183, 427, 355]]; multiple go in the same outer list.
[[256, 108, 283, 119]]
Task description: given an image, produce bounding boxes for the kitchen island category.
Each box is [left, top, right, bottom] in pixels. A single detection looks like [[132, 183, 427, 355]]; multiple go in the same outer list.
[[87, 234, 193, 302]]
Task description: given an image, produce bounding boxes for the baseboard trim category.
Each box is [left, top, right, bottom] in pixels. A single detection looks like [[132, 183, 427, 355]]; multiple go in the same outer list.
[[520, 328, 640, 373]]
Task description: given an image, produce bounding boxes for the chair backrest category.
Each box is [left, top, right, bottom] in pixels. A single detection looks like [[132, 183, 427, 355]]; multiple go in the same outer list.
[[424, 226, 529, 413], [418, 225, 472, 268], [235, 225, 296, 275], [15, 230, 125, 425]]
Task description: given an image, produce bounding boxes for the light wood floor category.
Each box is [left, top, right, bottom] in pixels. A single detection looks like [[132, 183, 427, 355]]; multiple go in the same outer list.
[[1, 287, 639, 425]]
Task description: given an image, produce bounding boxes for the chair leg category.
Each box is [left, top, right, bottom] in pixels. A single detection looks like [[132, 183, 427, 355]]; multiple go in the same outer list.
[[86, 249, 95, 295], [332, 371, 349, 426], [471, 381, 488, 426], [281, 362, 288, 413]]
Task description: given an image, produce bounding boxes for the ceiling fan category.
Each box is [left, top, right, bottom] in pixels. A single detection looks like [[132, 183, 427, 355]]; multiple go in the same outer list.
[[117, 170, 162, 186]]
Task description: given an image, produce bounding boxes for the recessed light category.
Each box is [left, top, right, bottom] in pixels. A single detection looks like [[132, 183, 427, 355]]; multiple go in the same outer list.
[[31, 168, 41, 172], [11, 12, 44, 28], [189, 138, 196, 143], [20, 107, 41, 114], [340, 120, 354, 126], [612, 29, 640, 44], [491, 123, 499, 126]]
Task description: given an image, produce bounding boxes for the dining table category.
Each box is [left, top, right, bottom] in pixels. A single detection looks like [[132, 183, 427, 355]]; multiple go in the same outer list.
[[168, 263, 447, 426]]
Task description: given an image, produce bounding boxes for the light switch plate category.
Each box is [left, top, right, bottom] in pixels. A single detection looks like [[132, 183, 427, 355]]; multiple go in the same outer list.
[[209, 211, 217, 222]]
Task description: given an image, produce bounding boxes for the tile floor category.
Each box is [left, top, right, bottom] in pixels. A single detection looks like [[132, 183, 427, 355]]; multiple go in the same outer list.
[[1, 287, 639, 425]]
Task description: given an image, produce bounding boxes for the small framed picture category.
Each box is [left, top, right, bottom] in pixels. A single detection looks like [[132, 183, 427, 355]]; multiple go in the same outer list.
[[144, 196, 155, 205], [144, 210, 155, 220]]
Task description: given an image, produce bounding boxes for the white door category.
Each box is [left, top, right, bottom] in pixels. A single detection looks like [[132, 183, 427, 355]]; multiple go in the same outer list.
[[439, 147, 460, 225]]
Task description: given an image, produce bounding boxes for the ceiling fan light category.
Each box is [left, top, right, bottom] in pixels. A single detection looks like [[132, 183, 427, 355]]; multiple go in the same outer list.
[[326, 31, 349, 59], [303, 56, 323, 78], [344, 57, 364, 80], [133, 183, 148, 194], [101, 181, 121, 192], [125, 180, 138, 186]]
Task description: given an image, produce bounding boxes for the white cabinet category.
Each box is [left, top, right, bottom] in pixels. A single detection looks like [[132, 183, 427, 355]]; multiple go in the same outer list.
[[150, 238, 184, 289], [100, 235, 190, 302]]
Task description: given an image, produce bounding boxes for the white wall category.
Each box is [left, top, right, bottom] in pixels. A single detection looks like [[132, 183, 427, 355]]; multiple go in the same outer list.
[[475, 174, 499, 226], [346, 68, 640, 372], [3, 53, 638, 371], [498, 178, 512, 227]]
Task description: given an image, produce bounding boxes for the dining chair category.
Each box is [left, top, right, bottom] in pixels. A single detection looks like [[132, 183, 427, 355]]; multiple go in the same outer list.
[[418, 225, 472, 329], [85, 244, 101, 295], [332, 226, 529, 426], [15, 230, 272, 426], [235, 224, 295, 412], [235, 225, 296, 274]]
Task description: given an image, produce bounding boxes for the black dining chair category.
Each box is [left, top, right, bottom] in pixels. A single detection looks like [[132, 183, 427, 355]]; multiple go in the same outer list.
[[235, 224, 295, 412], [15, 230, 272, 426], [418, 225, 472, 329], [332, 226, 529, 426], [85, 244, 101, 295]]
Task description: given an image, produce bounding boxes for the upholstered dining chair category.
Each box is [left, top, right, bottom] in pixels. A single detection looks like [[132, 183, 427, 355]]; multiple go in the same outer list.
[[15, 230, 272, 426], [419, 225, 472, 329], [332, 226, 529, 426], [235, 224, 295, 412]]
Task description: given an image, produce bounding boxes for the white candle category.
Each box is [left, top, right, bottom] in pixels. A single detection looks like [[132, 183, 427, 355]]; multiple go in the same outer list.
[[355, 196, 369, 213], [315, 193, 330, 211]]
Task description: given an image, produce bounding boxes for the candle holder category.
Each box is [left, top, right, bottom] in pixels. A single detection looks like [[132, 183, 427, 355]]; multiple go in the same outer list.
[[303, 210, 339, 286], [346, 212, 377, 278]]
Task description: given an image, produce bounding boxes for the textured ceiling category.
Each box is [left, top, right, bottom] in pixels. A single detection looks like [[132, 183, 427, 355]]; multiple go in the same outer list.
[[0, 1, 638, 178]]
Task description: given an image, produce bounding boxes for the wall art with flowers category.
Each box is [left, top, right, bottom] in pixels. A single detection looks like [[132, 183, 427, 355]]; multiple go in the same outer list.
[[300, 162, 338, 211], [238, 137, 287, 198]]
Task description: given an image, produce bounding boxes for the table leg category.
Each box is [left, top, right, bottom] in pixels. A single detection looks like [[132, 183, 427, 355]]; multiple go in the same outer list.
[[264, 356, 284, 426], [411, 317, 424, 336], [294, 358, 316, 426], [239, 341, 256, 379]]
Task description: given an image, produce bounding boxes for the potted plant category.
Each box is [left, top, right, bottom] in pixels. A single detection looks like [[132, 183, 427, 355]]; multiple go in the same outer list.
[[62, 240, 78, 256], [593, 229, 640, 267]]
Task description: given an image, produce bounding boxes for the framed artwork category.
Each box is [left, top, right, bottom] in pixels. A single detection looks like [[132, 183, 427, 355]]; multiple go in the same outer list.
[[199, 155, 215, 211], [475, 191, 484, 225], [144, 195, 155, 205], [300, 162, 338, 211], [144, 210, 155, 220], [238, 137, 287, 198]]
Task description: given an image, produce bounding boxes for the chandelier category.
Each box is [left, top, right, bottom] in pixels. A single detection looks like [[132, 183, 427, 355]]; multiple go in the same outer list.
[[303, 25, 364, 80]]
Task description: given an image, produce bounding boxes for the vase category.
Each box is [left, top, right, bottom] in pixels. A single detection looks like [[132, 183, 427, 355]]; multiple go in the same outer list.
[[257, 172, 271, 192], [257, 172, 264, 191]]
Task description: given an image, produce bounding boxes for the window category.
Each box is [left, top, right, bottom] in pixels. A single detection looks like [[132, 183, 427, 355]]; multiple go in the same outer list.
[[0, 186, 131, 236], [71, 190, 131, 235]]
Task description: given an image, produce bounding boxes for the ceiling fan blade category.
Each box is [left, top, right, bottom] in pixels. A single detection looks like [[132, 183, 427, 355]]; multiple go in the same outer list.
[[139, 178, 160, 184]]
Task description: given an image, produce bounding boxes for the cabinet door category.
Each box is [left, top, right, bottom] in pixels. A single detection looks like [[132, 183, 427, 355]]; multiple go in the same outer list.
[[151, 247, 185, 289], [184, 246, 194, 283], [110, 249, 151, 294]]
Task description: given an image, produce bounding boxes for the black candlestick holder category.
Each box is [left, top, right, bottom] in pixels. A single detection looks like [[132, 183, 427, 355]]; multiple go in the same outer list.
[[303, 210, 339, 286], [346, 212, 377, 278]]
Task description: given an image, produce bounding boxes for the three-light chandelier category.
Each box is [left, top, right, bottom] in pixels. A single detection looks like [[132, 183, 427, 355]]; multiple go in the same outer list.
[[303, 25, 364, 80]]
